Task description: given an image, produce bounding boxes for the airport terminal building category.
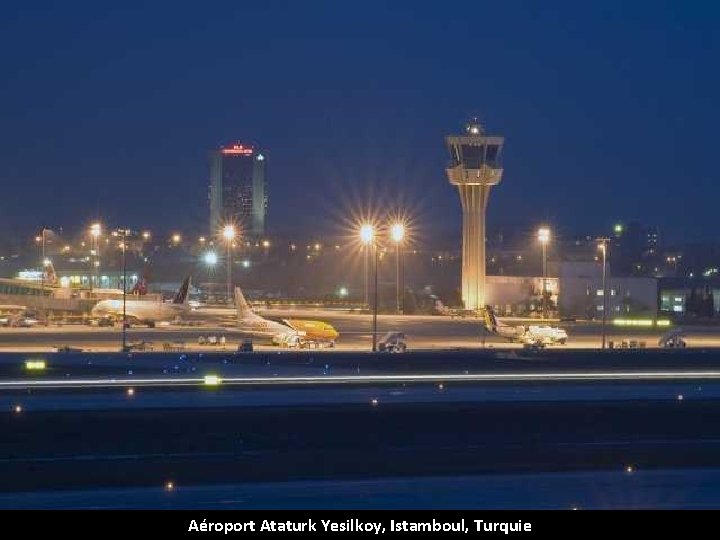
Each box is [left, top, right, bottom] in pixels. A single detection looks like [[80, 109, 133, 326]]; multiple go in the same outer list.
[[485, 262, 658, 319]]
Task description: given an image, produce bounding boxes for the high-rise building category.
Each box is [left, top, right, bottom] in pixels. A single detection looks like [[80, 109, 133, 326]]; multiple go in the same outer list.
[[209, 142, 267, 237]]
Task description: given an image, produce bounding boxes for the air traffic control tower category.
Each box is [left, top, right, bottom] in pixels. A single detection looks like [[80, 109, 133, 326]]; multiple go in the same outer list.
[[446, 119, 504, 310]]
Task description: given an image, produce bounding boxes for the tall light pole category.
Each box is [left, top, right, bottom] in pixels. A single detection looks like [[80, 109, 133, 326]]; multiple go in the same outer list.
[[119, 229, 129, 352], [537, 227, 550, 319], [38, 228, 48, 293], [359, 224, 377, 350], [37, 228, 50, 319], [360, 224, 374, 309], [391, 222, 405, 314], [222, 224, 236, 303], [598, 238, 609, 349], [89, 223, 101, 293], [373, 241, 379, 352]]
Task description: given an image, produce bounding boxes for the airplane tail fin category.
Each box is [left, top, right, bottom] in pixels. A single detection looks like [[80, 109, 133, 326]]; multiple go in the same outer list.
[[234, 286, 256, 320], [433, 298, 447, 315], [172, 276, 191, 304], [482, 305, 498, 332], [131, 266, 150, 296], [131, 277, 148, 296], [44, 261, 58, 286]]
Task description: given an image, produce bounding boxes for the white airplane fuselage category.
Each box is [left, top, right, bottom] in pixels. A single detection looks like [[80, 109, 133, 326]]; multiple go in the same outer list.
[[482, 306, 568, 345], [91, 299, 188, 325]]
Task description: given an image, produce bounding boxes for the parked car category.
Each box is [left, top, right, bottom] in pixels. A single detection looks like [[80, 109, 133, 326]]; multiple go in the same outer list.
[[14, 316, 39, 327], [377, 331, 407, 353], [55, 345, 84, 353], [238, 338, 254, 352], [126, 340, 153, 352], [658, 328, 687, 348]]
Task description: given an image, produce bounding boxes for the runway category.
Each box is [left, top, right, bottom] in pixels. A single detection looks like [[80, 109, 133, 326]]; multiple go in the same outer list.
[[5, 391, 720, 505], [4, 369, 720, 390], [3, 469, 720, 509]]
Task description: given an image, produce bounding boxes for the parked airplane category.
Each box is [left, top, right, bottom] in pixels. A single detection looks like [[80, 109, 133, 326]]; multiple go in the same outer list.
[[90, 277, 191, 327], [482, 305, 568, 345], [234, 287, 339, 347], [433, 298, 479, 319]]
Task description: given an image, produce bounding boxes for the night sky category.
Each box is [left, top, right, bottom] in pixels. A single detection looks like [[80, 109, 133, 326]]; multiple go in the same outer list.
[[1, 1, 718, 242]]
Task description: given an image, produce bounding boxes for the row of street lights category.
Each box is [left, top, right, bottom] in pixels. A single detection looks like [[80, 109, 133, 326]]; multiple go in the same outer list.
[[359, 221, 406, 352]]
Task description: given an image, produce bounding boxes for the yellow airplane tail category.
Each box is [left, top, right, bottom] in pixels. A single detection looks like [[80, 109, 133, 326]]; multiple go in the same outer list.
[[482, 305, 498, 332]]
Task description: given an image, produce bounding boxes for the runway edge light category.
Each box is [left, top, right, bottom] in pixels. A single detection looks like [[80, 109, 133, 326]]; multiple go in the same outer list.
[[25, 360, 46, 370], [613, 319, 671, 327], [204, 374, 221, 386]]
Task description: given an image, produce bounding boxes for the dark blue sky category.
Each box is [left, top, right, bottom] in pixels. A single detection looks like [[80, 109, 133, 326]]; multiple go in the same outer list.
[[1, 1, 718, 242]]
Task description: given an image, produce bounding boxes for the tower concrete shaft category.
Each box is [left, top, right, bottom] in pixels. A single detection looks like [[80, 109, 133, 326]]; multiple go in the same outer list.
[[446, 119, 504, 310], [458, 185, 492, 310]]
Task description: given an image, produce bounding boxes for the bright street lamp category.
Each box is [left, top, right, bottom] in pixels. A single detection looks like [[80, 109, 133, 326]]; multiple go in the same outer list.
[[360, 223, 375, 307], [358, 219, 409, 349], [390, 222, 406, 314], [390, 223, 405, 243], [222, 225, 236, 242], [360, 224, 374, 245], [117, 228, 131, 352], [359, 223, 379, 351], [537, 227, 550, 319]]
